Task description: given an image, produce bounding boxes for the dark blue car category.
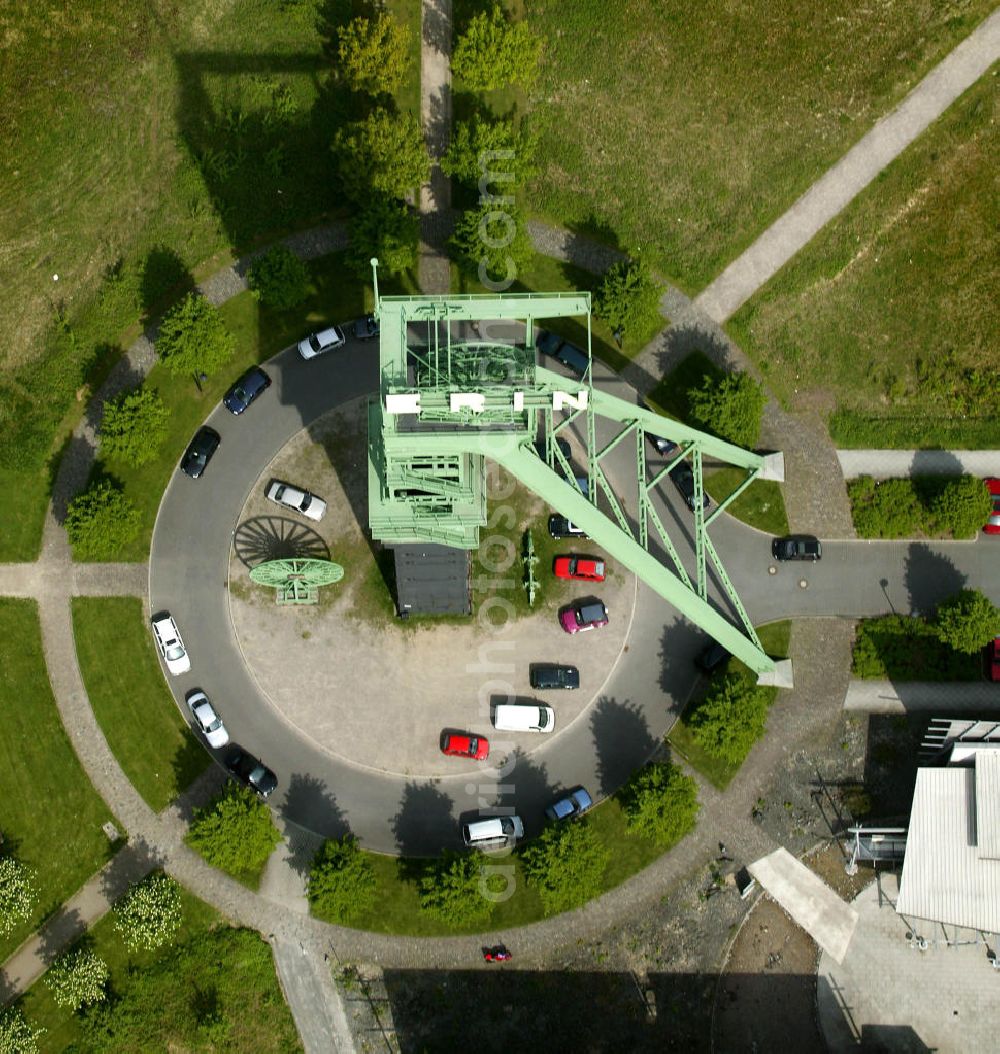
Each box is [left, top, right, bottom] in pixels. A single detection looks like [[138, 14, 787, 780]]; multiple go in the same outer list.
[[535, 329, 589, 378], [223, 366, 271, 415]]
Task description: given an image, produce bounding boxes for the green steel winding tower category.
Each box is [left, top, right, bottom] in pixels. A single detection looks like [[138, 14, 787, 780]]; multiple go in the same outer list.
[[366, 261, 785, 675]]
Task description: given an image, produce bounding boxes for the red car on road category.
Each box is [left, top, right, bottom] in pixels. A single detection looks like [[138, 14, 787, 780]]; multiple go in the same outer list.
[[440, 731, 490, 761], [553, 555, 606, 583], [984, 479, 1000, 535]]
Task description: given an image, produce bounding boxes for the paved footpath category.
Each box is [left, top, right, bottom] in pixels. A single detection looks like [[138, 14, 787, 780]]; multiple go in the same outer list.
[[844, 680, 1000, 714], [837, 450, 1000, 479], [694, 8, 1000, 323]]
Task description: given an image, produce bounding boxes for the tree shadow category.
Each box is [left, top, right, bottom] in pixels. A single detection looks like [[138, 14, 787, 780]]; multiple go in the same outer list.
[[902, 543, 967, 617], [34, 906, 86, 967], [233, 515, 331, 567], [140, 246, 195, 328], [170, 731, 213, 804], [590, 696, 659, 798], [656, 617, 706, 705], [392, 781, 456, 870], [170, 761, 228, 825], [97, 837, 164, 904], [908, 449, 966, 476], [655, 322, 741, 379], [500, 747, 558, 840], [281, 771, 349, 874]]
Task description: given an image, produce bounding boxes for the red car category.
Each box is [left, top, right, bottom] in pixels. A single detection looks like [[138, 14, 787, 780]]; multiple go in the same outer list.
[[987, 638, 1000, 683], [553, 554, 606, 583], [440, 731, 490, 761], [984, 479, 1000, 535]]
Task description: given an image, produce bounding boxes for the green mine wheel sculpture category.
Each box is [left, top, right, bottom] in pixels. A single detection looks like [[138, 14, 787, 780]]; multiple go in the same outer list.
[[249, 558, 345, 606]]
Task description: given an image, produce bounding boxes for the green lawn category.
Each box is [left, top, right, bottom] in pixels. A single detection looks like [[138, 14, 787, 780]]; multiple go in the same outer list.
[[523, 0, 995, 292], [17, 886, 300, 1053], [0, 600, 118, 962], [71, 597, 208, 811], [0, 465, 51, 561], [728, 69, 999, 448], [668, 621, 792, 789]]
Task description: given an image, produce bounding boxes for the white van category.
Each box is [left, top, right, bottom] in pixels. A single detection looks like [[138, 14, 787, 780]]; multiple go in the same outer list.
[[493, 703, 555, 733], [462, 815, 524, 850]]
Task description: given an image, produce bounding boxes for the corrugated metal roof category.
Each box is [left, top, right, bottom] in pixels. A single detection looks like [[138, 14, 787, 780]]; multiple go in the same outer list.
[[975, 751, 1000, 860], [897, 766, 1000, 932]]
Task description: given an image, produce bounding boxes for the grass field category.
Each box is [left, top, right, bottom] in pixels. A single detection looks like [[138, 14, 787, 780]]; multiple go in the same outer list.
[[0, 600, 117, 962], [72, 597, 208, 811], [17, 887, 300, 1053], [523, 0, 995, 292], [728, 69, 999, 448]]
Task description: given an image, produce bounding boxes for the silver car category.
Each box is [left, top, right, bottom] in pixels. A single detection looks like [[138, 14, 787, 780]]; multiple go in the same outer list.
[[265, 480, 327, 522], [545, 787, 593, 822], [185, 690, 229, 748], [297, 325, 346, 360]]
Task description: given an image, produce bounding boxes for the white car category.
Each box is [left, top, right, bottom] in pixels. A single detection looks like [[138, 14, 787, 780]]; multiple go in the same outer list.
[[151, 613, 190, 676], [297, 325, 346, 360], [185, 690, 229, 748], [265, 480, 327, 522]]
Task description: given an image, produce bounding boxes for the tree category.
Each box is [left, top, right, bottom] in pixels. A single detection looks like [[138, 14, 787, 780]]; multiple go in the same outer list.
[[619, 762, 699, 846], [417, 851, 494, 927], [156, 292, 236, 377], [307, 835, 377, 923], [99, 386, 169, 466], [336, 13, 411, 96], [593, 260, 662, 343], [0, 1006, 43, 1054], [452, 6, 542, 91], [933, 589, 1000, 655], [931, 476, 993, 539], [0, 857, 37, 937], [520, 820, 609, 915], [847, 476, 923, 539], [688, 371, 766, 449], [246, 246, 310, 310], [346, 196, 419, 278], [449, 202, 534, 288], [44, 946, 110, 1010], [186, 784, 281, 880], [64, 480, 141, 560], [440, 116, 539, 187], [113, 872, 183, 952], [689, 672, 773, 766], [334, 108, 429, 201]]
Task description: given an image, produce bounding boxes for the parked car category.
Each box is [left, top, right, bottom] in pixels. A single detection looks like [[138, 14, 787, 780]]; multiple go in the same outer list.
[[984, 479, 1000, 535], [986, 637, 1000, 682], [772, 535, 822, 561], [696, 641, 730, 675], [548, 514, 587, 539], [150, 612, 190, 676], [354, 314, 379, 341], [440, 731, 490, 760], [545, 787, 593, 822], [265, 480, 327, 522], [535, 329, 588, 378], [559, 599, 609, 634], [225, 748, 277, 799], [180, 426, 220, 479], [462, 815, 523, 850], [669, 463, 710, 512], [298, 324, 347, 360], [529, 664, 580, 690], [493, 703, 555, 733], [185, 690, 229, 748], [639, 399, 678, 457], [223, 366, 271, 414], [553, 555, 606, 583]]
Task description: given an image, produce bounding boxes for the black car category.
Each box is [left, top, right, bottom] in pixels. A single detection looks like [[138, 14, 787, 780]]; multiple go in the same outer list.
[[696, 641, 730, 675], [223, 366, 271, 415], [548, 514, 587, 539], [354, 313, 379, 341], [669, 463, 710, 512], [530, 663, 580, 690], [225, 747, 277, 799], [535, 329, 563, 358], [536, 329, 589, 378], [772, 535, 822, 561], [180, 426, 220, 479], [639, 399, 679, 457]]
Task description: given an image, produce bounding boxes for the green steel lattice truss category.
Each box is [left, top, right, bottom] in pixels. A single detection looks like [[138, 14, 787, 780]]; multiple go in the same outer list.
[[365, 263, 783, 673], [249, 558, 345, 605]]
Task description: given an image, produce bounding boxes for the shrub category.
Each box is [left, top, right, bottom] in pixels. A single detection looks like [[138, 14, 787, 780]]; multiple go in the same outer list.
[[156, 293, 236, 378], [417, 851, 494, 927], [440, 116, 539, 186], [688, 672, 773, 766], [520, 820, 609, 915], [64, 481, 141, 560], [0, 1006, 43, 1054], [450, 202, 534, 288], [186, 784, 281, 880], [346, 196, 419, 278], [99, 386, 169, 466], [334, 108, 429, 202], [847, 476, 923, 539], [246, 246, 309, 310], [688, 371, 766, 449], [0, 857, 37, 937], [593, 260, 662, 343], [618, 762, 699, 846], [113, 872, 183, 952], [307, 835, 376, 923], [851, 614, 980, 681], [336, 13, 411, 96], [930, 475, 993, 539], [452, 6, 542, 91], [44, 946, 110, 1009], [933, 589, 1000, 655]]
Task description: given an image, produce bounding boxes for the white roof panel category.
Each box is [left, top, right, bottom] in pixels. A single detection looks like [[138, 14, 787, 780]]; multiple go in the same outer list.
[[975, 751, 1000, 860]]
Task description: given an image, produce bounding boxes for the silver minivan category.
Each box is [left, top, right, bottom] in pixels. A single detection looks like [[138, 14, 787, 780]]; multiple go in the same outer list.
[[493, 703, 555, 733], [461, 815, 524, 850]]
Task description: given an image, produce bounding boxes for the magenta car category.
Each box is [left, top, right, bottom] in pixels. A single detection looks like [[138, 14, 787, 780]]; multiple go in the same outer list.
[[559, 599, 609, 634]]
